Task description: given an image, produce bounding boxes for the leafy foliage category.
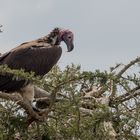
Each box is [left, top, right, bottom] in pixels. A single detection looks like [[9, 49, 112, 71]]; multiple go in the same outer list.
[[0, 59, 140, 140]]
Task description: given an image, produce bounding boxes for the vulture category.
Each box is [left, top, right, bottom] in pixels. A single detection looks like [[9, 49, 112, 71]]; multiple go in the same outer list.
[[0, 28, 74, 109]]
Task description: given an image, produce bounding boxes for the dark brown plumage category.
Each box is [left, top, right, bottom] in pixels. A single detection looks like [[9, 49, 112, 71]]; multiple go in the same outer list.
[[1, 41, 62, 76], [0, 28, 74, 94]]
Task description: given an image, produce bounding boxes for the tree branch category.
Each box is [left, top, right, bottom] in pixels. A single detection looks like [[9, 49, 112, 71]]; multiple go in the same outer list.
[[117, 57, 140, 78], [0, 91, 44, 121], [110, 86, 140, 105]]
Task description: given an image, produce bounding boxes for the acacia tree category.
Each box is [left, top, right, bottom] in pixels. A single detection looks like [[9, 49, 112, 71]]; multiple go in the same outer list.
[[0, 57, 139, 140]]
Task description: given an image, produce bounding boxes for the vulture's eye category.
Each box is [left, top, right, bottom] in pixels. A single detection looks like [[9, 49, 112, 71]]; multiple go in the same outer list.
[[68, 36, 72, 39]]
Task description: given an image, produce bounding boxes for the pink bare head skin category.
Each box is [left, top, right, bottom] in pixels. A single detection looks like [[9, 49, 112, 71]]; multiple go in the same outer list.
[[59, 29, 74, 52]]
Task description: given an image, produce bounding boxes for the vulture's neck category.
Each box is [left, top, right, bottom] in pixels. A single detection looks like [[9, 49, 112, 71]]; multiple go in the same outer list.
[[40, 28, 61, 46]]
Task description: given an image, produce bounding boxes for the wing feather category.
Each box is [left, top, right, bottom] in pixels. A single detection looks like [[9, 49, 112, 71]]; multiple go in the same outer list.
[[0, 40, 62, 92]]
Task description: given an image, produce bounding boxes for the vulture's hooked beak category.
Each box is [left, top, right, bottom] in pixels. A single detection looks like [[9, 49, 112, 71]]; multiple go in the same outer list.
[[63, 36, 74, 52], [66, 41, 74, 52]]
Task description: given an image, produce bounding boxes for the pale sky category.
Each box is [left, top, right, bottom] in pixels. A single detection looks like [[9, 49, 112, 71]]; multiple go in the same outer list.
[[0, 0, 140, 71]]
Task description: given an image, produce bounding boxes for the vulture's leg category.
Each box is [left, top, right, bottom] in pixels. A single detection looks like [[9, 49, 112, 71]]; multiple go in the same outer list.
[[20, 84, 39, 111]]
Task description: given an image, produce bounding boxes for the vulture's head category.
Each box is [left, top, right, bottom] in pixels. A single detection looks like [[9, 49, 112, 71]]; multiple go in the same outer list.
[[48, 28, 74, 52]]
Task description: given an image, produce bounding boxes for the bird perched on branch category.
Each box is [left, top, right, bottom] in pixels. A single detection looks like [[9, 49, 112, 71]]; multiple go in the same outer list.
[[0, 28, 74, 109]]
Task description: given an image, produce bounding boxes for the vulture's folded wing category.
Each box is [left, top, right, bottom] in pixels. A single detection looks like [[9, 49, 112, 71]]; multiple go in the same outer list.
[[0, 41, 62, 92]]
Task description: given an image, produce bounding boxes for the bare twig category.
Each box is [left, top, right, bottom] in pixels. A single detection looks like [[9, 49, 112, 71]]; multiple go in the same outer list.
[[110, 86, 140, 105], [117, 57, 140, 78]]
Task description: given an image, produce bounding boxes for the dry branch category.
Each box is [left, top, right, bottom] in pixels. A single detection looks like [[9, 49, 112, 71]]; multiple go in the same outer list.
[[117, 57, 140, 78], [112, 86, 140, 104]]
